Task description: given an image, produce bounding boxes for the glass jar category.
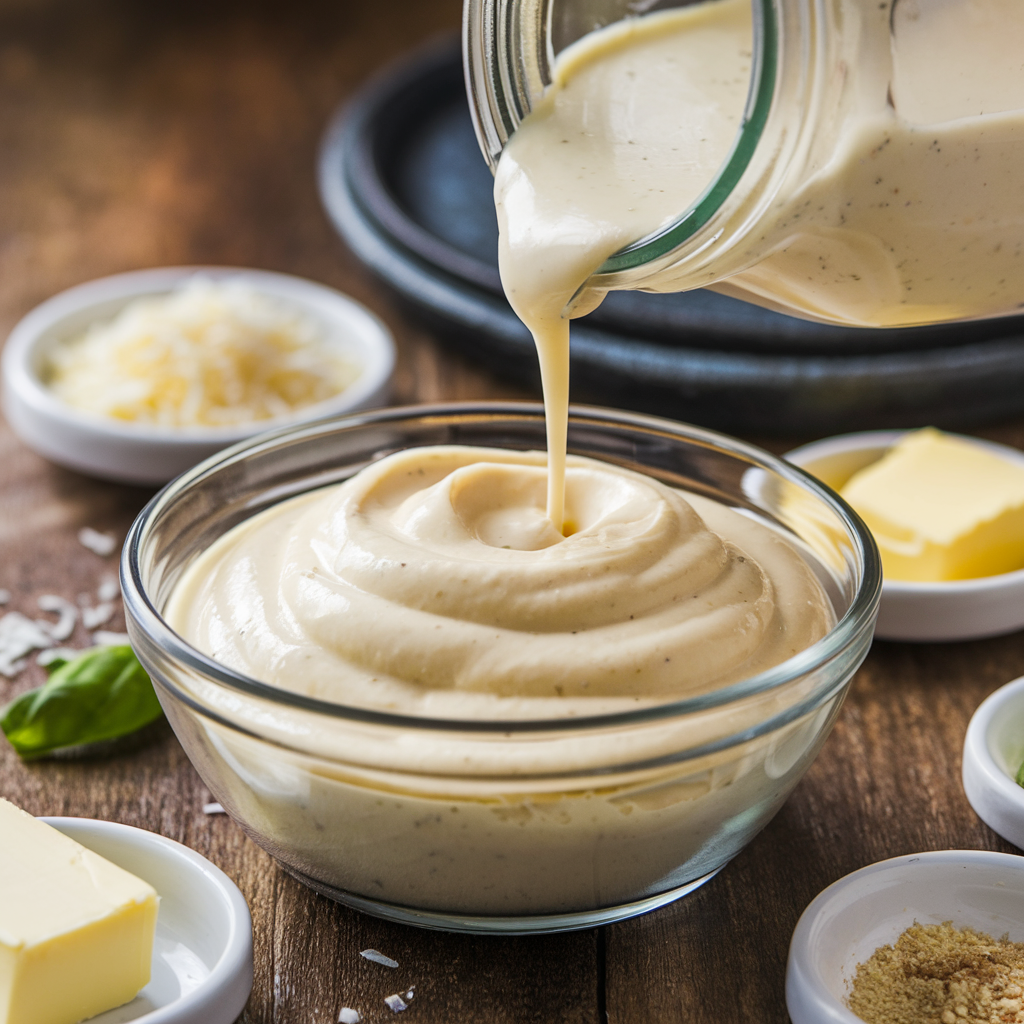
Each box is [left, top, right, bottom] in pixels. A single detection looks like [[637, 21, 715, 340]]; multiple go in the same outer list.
[[464, 0, 1024, 328], [122, 403, 879, 932]]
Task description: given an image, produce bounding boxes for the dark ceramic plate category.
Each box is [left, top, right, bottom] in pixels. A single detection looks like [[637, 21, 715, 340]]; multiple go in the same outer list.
[[318, 37, 1024, 432]]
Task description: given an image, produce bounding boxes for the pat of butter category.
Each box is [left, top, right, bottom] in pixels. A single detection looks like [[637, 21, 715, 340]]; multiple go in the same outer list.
[[840, 428, 1024, 582], [0, 799, 158, 1024]]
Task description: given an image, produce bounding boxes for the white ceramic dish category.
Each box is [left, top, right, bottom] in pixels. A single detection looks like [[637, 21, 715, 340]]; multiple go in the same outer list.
[[41, 816, 253, 1024], [787, 849, 1024, 1024], [2, 267, 396, 484], [785, 430, 1024, 642], [963, 675, 1024, 850]]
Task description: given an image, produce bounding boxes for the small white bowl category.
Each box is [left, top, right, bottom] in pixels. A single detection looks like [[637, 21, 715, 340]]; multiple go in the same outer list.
[[41, 816, 253, 1024], [787, 850, 1024, 1024], [785, 430, 1024, 642], [2, 267, 396, 484], [963, 675, 1024, 850]]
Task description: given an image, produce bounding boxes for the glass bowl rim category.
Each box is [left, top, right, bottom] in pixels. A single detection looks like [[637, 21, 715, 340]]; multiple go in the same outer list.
[[122, 400, 881, 735]]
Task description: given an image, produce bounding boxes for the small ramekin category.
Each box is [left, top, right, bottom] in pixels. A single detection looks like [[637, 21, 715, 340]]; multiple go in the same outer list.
[[2, 267, 395, 485], [963, 675, 1024, 849], [785, 430, 1024, 642], [43, 816, 253, 1024], [122, 403, 879, 933], [787, 850, 1024, 1024]]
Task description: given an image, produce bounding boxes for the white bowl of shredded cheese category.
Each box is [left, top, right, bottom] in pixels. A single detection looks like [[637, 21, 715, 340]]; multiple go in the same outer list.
[[1, 267, 395, 484]]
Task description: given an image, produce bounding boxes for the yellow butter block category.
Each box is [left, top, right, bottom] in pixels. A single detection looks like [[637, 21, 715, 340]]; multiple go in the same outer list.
[[840, 428, 1024, 582], [0, 799, 158, 1024]]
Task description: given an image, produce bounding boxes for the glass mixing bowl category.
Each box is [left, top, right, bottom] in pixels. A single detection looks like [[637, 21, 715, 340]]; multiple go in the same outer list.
[[122, 403, 879, 933]]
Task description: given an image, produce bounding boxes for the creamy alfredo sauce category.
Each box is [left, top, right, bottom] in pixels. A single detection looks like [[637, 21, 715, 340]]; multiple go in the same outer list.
[[167, 447, 830, 717]]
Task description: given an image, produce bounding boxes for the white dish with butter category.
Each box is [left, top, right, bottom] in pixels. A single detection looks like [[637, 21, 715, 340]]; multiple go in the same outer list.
[[786, 850, 1024, 1024], [963, 675, 1024, 850], [41, 817, 253, 1024], [785, 431, 1024, 642], [1, 267, 395, 484]]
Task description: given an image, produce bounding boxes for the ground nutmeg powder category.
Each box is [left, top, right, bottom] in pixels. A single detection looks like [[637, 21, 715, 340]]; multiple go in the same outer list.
[[848, 922, 1024, 1024]]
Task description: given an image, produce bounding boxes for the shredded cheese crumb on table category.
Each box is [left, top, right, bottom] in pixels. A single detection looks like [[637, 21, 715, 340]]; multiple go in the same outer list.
[[46, 278, 359, 428]]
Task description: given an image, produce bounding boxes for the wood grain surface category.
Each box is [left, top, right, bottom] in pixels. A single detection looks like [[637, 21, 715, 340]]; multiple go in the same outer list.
[[2, 2, 1024, 1022]]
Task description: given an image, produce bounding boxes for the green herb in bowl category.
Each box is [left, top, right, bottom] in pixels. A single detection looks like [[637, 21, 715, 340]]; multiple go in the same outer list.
[[0, 645, 162, 759]]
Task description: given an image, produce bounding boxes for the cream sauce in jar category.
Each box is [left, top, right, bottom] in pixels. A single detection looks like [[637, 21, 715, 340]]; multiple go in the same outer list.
[[495, 0, 1024, 520]]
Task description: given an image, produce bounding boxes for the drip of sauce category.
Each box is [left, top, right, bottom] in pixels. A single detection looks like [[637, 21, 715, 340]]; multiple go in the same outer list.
[[494, 0, 753, 527]]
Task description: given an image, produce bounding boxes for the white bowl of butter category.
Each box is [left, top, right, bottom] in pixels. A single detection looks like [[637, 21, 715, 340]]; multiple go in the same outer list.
[[16, 811, 253, 1019], [785, 430, 1024, 642], [121, 403, 880, 933], [1, 267, 395, 484]]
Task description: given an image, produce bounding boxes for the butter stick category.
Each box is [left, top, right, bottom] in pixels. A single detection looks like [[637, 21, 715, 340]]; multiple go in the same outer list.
[[840, 428, 1024, 582], [0, 798, 158, 1024]]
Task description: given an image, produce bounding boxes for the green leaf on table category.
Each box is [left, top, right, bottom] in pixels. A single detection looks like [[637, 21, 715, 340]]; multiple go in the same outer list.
[[0, 645, 163, 760]]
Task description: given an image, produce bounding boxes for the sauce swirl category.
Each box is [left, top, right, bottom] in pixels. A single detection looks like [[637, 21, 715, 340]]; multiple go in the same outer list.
[[167, 446, 831, 716]]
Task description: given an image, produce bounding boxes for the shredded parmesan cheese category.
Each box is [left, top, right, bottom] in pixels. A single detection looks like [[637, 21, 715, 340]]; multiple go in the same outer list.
[[92, 631, 131, 647], [360, 950, 399, 969], [37, 647, 79, 667], [36, 595, 77, 641], [81, 603, 114, 629], [47, 278, 359, 428], [0, 612, 54, 677], [0, 573, 127, 678], [78, 528, 117, 556]]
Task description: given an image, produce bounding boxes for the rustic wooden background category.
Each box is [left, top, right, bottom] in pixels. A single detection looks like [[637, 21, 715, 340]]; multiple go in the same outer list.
[[2, 1, 1023, 1021]]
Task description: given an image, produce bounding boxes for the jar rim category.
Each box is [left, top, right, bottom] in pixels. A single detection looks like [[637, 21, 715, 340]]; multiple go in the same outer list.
[[122, 401, 881, 735], [463, 0, 780, 281]]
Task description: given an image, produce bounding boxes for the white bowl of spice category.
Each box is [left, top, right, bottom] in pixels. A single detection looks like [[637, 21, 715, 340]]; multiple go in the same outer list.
[[1, 267, 395, 484], [787, 850, 1024, 1024], [963, 675, 1024, 850]]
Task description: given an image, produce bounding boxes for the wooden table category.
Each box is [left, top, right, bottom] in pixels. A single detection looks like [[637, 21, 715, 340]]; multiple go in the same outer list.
[[2, 2, 1024, 1021]]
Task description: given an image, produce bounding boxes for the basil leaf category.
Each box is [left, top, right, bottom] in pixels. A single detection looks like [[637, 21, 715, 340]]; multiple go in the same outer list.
[[1017, 757, 1024, 788], [0, 646, 162, 759]]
